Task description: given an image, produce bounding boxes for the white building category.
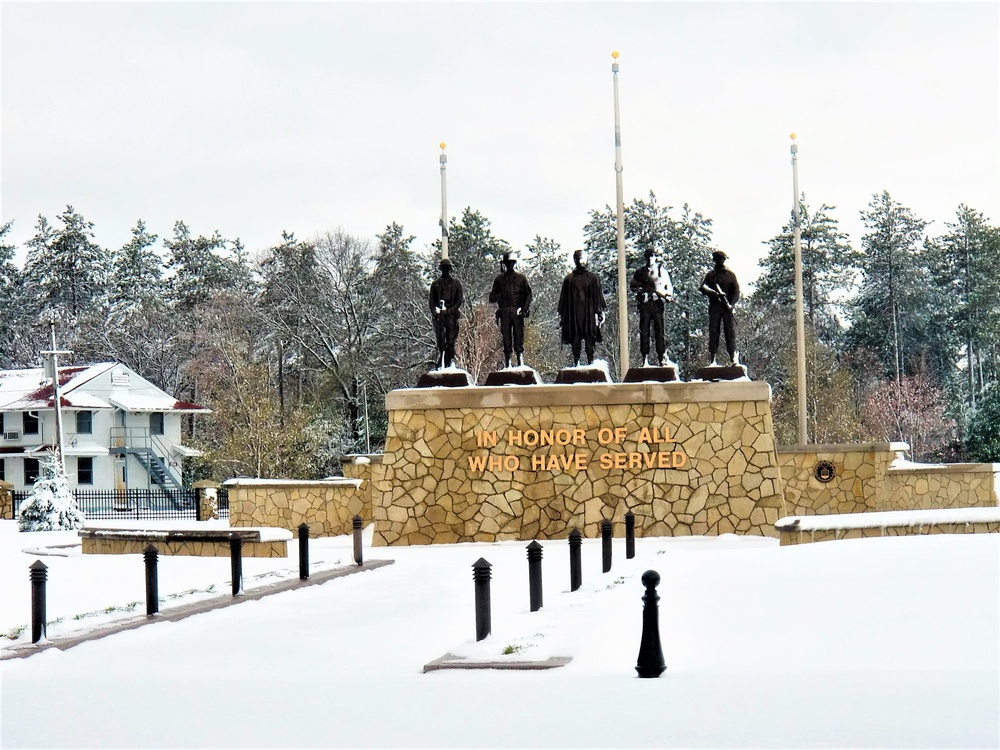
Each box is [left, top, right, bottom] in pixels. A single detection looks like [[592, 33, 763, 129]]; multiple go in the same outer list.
[[0, 362, 208, 492]]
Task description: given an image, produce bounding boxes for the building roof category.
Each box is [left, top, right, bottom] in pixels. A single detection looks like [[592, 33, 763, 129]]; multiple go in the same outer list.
[[0, 362, 209, 414]]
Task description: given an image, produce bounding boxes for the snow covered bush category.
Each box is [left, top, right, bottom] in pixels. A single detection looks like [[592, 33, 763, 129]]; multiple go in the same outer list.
[[17, 452, 85, 532]]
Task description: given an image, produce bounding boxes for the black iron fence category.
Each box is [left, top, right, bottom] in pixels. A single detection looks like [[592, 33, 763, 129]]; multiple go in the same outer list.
[[12, 489, 230, 521]]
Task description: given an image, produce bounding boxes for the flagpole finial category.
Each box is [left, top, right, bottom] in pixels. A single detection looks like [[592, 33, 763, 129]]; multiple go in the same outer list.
[[612, 50, 619, 59], [439, 142, 446, 150], [790, 132, 797, 141]]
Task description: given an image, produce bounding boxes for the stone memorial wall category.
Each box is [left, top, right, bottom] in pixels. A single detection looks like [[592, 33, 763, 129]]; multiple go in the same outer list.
[[371, 381, 786, 546]]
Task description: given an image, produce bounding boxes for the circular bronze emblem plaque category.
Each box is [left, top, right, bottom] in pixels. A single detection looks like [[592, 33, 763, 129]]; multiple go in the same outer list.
[[814, 460, 836, 483]]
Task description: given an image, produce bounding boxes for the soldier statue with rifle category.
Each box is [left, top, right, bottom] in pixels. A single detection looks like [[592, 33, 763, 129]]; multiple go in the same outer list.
[[629, 248, 674, 367], [699, 250, 741, 367]]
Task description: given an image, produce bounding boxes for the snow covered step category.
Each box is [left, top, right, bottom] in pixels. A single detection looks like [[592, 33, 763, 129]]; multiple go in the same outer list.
[[776, 506, 1000, 546]]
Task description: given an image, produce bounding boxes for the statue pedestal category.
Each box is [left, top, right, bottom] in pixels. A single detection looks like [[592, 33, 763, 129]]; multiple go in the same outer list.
[[554, 366, 613, 384], [416, 369, 474, 388], [484, 368, 543, 386], [624, 366, 678, 383], [694, 364, 748, 382]]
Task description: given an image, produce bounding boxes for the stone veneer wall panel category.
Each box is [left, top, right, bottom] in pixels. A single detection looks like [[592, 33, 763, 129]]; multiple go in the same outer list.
[[226, 479, 369, 537], [374, 382, 785, 546], [776, 443, 905, 517], [881, 464, 1000, 511], [81, 537, 287, 557]]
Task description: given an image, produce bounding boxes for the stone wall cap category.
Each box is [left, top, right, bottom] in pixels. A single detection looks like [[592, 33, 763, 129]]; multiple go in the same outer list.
[[386, 380, 772, 411], [0, 480, 12, 490], [222, 477, 362, 489], [888, 457, 1000, 474], [191, 480, 220, 489], [776, 506, 1000, 531], [777, 442, 910, 455]]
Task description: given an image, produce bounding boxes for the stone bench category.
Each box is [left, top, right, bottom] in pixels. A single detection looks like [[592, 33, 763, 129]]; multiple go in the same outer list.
[[776, 506, 1000, 546], [80, 526, 292, 557]]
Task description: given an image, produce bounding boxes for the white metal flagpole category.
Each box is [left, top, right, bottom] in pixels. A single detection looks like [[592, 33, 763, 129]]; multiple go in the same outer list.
[[791, 133, 808, 445], [612, 51, 629, 378], [439, 142, 449, 261]]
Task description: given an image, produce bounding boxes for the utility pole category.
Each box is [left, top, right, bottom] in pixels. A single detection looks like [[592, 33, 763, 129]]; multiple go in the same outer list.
[[40, 319, 72, 472]]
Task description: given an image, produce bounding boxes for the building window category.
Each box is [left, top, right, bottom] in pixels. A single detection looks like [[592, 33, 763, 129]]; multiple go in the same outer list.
[[76, 411, 93, 435], [0, 458, 5, 482], [77, 456, 94, 485], [150, 412, 164, 436], [24, 458, 39, 485], [23, 412, 39, 435], [0, 413, 4, 433]]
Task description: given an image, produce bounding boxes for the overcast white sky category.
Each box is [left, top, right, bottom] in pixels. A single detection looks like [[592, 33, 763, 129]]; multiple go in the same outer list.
[[2, 2, 998, 288]]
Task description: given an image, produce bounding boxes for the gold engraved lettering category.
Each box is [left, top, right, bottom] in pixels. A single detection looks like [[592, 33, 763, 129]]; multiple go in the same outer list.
[[468, 455, 487, 471], [508, 430, 523, 447], [476, 430, 498, 448]]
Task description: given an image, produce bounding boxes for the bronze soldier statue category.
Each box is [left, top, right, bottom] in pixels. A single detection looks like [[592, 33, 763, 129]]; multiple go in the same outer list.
[[558, 249, 607, 366], [700, 250, 741, 366], [489, 252, 533, 368], [429, 258, 464, 369], [629, 248, 674, 367]]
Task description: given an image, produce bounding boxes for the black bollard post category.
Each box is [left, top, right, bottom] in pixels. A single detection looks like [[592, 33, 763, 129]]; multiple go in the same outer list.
[[298, 523, 310, 580], [625, 510, 636, 560], [229, 532, 243, 596], [29, 560, 47, 644], [144, 544, 159, 616], [601, 519, 613, 573], [527, 541, 543, 612], [472, 557, 492, 641], [353, 515, 364, 566], [568, 528, 582, 592], [635, 570, 667, 678]]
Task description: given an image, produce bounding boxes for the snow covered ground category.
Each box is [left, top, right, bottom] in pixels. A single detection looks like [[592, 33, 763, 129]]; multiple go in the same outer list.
[[1, 518, 998, 748]]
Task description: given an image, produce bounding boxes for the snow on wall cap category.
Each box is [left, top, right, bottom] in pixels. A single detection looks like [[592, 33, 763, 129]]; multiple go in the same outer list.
[[776, 506, 1000, 531], [221, 477, 363, 489]]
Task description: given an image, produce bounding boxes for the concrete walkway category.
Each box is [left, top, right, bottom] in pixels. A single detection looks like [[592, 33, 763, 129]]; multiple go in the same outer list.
[[1, 558, 394, 660]]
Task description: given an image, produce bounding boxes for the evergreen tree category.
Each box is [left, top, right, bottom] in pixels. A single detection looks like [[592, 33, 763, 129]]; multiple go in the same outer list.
[[439, 207, 511, 305], [17, 453, 85, 531], [110, 220, 163, 313], [24, 206, 110, 319], [925, 205, 1000, 409], [846, 191, 931, 388], [966, 380, 1000, 462], [755, 198, 858, 344], [0, 221, 28, 367]]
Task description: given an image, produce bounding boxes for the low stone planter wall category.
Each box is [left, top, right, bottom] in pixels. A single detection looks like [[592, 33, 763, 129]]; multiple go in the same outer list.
[[225, 478, 368, 537], [776, 507, 1000, 546], [882, 460, 1000, 511], [0, 481, 12, 520], [79, 527, 291, 557]]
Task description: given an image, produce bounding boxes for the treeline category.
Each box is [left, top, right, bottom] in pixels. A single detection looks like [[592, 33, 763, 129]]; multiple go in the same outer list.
[[0, 190, 998, 481]]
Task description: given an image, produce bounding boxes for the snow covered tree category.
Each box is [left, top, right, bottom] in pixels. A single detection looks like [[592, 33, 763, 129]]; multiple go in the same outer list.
[[23, 206, 110, 319], [17, 453, 85, 532]]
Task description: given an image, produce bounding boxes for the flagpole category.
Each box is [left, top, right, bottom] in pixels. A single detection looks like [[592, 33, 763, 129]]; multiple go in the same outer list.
[[439, 142, 449, 261], [612, 51, 629, 378], [791, 133, 808, 444]]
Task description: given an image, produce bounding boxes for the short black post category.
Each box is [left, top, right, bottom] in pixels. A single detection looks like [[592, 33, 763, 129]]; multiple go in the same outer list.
[[625, 511, 636, 560], [601, 519, 613, 573], [229, 532, 243, 596], [568, 528, 582, 592], [527, 541, 543, 612], [472, 557, 492, 641], [144, 544, 159, 616], [353, 515, 363, 566], [298, 523, 310, 580], [29, 560, 47, 644], [635, 569, 666, 678]]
